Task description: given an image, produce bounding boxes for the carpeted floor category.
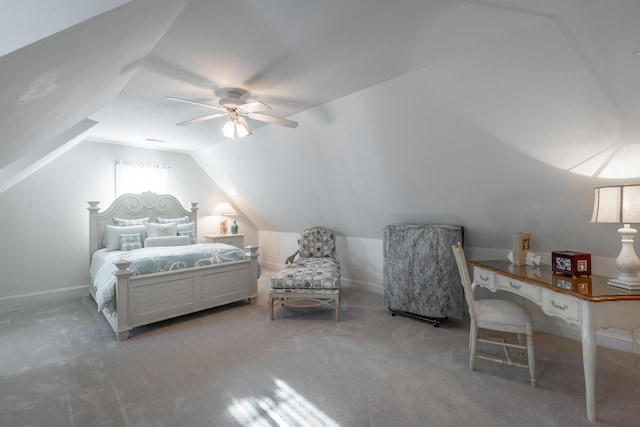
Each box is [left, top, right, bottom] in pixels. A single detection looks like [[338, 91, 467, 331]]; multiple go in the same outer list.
[[1, 267, 640, 426]]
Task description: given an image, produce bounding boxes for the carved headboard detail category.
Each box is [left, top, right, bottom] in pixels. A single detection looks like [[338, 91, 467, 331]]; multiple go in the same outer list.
[[88, 192, 199, 257]]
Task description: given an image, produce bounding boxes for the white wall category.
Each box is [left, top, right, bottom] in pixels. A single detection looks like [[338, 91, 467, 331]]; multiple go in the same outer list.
[[0, 140, 257, 301]]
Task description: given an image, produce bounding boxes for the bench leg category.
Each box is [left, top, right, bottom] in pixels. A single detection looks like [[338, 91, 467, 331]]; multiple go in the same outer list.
[[268, 295, 275, 321]]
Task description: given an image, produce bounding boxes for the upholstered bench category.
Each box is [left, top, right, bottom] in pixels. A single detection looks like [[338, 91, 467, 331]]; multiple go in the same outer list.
[[268, 227, 341, 321]]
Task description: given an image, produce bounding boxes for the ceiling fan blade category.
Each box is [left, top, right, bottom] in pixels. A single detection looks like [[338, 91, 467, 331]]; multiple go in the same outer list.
[[166, 96, 225, 112], [248, 112, 298, 128], [176, 112, 227, 126], [238, 100, 271, 114]]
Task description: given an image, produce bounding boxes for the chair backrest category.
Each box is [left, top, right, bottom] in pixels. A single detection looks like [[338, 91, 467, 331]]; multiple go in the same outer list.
[[452, 242, 476, 319], [298, 226, 337, 259]]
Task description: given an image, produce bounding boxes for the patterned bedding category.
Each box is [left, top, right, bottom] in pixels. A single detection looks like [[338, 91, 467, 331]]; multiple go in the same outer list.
[[93, 243, 252, 314]]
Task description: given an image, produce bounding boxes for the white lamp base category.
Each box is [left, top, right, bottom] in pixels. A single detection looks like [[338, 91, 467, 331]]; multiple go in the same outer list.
[[609, 224, 640, 290]]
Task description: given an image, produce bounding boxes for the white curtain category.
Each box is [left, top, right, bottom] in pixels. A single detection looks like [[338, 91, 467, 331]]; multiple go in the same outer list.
[[115, 161, 169, 196]]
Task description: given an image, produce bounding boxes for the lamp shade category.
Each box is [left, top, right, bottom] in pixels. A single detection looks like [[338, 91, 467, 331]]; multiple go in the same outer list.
[[212, 202, 237, 216], [591, 185, 640, 223]]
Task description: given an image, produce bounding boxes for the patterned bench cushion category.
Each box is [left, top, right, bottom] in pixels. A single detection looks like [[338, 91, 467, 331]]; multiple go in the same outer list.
[[270, 288, 340, 295], [288, 258, 339, 270], [270, 266, 341, 290]]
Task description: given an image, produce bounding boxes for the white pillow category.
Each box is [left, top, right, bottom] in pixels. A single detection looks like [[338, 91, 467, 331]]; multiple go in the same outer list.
[[113, 217, 150, 226], [144, 236, 191, 247], [104, 225, 147, 251], [177, 222, 194, 232], [157, 216, 189, 224], [176, 222, 196, 243], [178, 230, 197, 244], [144, 222, 177, 238]]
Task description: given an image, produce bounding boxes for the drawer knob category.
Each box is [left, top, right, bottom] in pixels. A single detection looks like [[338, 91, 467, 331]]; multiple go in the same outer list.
[[479, 274, 489, 281], [509, 281, 522, 290], [551, 300, 568, 311]]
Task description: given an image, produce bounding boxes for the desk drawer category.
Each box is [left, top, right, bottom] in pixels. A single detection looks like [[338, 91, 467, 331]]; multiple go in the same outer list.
[[473, 267, 496, 291], [497, 276, 541, 303], [541, 291, 581, 325]]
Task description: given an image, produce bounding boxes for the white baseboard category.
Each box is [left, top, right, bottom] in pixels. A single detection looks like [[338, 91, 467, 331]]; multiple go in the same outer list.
[[260, 261, 284, 271], [0, 285, 89, 307], [341, 277, 383, 295]]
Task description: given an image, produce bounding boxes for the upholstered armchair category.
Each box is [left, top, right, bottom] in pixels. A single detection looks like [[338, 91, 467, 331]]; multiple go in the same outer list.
[[269, 227, 341, 321]]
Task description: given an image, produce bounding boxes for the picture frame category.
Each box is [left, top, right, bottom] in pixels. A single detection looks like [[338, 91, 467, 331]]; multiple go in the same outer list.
[[512, 232, 531, 266]]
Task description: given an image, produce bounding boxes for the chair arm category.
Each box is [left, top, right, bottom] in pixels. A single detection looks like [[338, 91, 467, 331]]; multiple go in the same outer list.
[[285, 250, 299, 265]]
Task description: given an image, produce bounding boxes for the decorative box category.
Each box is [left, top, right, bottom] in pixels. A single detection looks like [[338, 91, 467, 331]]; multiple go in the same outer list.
[[553, 275, 592, 295], [552, 251, 591, 277]]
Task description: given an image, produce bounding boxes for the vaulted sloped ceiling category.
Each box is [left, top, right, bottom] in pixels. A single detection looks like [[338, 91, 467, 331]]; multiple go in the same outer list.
[[0, 0, 188, 188], [1, 0, 639, 256]]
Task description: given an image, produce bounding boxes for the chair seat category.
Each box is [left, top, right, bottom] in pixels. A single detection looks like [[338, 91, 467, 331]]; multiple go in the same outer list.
[[270, 266, 341, 290], [475, 299, 532, 333]]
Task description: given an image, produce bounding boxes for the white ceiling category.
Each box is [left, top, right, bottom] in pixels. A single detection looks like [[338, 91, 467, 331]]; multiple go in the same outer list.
[[0, 0, 602, 160], [85, 0, 600, 152]]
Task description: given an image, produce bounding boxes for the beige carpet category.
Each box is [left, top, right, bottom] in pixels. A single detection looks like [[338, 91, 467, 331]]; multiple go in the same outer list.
[[1, 267, 639, 426]]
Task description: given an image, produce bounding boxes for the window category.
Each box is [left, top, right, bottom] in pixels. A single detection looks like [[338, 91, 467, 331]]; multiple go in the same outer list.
[[115, 161, 169, 196]]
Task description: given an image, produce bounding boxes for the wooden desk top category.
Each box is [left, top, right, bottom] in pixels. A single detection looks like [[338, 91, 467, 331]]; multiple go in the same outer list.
[[470, 260, 640, 302]]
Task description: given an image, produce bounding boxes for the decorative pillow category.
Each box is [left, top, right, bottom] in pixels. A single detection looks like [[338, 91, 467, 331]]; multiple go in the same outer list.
[[177, 222, 194, 232], [144, 236, 191, 247], [104, 225, 147, 251], [113, 217, 150, 226], [177, 230, 197, 244], [157, 216, 189, 224], [144, 222, 177, 238], [119, 233, 142, 251]]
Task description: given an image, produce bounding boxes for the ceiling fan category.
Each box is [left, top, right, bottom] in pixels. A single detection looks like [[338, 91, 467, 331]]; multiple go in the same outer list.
[[167, 90, 298, 139]]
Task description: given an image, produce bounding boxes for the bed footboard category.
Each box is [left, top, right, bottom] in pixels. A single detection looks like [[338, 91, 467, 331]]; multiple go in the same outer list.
[[105, 246, 259, 341]]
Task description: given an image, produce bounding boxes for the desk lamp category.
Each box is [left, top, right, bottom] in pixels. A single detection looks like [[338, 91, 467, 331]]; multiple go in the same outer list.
[[212, 202, 237, 235], [591, 184, 640, 289]]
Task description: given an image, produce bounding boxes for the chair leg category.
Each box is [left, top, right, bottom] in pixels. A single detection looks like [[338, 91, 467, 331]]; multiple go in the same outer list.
[[334, 294, 340, 322], [526, 323, 536, 387], [268, 295, 275, 321], [469, 323, 478, 370]]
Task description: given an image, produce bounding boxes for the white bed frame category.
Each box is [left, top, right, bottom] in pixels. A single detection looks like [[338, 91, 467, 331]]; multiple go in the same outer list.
[[88, 192, 259, 340]]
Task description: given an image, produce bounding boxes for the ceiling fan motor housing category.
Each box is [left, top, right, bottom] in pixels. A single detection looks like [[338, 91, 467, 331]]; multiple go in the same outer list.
[[220, 91, 245, 109]]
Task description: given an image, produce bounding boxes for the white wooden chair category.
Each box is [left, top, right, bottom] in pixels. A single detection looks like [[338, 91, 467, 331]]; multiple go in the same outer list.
[[452, 243, 536, 387]]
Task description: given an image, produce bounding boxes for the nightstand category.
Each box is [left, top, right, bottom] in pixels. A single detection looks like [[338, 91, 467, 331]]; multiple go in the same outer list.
[[204, 234, 244, 248]]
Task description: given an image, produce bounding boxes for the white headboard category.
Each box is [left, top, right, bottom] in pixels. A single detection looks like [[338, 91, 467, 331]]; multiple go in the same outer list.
[[88, 192, 199, 256]]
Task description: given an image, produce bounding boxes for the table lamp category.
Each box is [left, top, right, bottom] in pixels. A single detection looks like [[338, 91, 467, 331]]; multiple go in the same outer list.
[[591, 184, 640, 289], [212, 202, 237, 235]]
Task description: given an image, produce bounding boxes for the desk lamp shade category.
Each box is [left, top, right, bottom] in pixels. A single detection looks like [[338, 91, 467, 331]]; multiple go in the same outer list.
[[212, 202, 237, 235], [591, 185, 640, 289]]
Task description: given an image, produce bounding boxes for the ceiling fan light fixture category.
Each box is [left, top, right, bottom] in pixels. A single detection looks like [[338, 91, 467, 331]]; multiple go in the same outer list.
[[222, 116, 252, 139]]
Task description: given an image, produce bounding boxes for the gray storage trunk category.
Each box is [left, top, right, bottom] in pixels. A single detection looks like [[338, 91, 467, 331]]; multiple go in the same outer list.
[[383, 224, 465, 325]]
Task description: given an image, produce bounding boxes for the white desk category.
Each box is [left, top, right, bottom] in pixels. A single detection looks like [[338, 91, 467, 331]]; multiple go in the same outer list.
[[470, 260, 640, 422]]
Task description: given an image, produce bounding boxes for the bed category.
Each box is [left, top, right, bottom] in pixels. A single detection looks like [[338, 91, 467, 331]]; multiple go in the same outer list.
[[88, 191, 259, 340]]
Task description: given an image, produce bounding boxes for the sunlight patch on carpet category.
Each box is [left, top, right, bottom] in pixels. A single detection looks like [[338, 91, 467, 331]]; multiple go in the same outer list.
[[228, 379, 340, 427]]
